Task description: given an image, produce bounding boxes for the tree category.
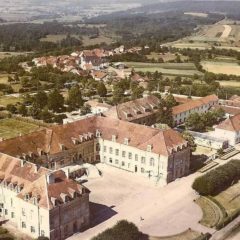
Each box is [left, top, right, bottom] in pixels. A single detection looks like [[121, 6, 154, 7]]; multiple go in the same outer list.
[[185, 113, 205, 132], [92, 220, 140, 240], [48, 89, 64, 113], [157, 99, 174, 127], [97, 82, 107, 97], [112, 83, 125, 104], [68, 86, 83, 110], [81, 104, 91, 115], [18, 104, 28, 116], [34, 91, 48, 109], [182, 131, 196, 154], [165, 94, 177, 108], [6, 104, 17, 114]]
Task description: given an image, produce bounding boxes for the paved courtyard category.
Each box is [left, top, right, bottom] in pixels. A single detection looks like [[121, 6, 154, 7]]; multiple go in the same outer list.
[[68, 164, 213, 240]]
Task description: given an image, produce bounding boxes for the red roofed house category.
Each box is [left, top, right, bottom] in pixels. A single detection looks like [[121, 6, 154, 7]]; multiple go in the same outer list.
[[214, 113, 240, 146], [172, 95, 219, 125]]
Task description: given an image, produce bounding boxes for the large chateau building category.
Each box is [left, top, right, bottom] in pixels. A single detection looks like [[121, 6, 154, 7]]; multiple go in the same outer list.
[[0, 115, 191, 239], [0, 153, 90, 240]]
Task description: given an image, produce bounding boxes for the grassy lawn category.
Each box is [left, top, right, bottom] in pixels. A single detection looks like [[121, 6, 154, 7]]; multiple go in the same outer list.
[[0, 118, 40, 139], [215, 181, 240, 215], [196, 197, 223, 228], [0, 95, 23, 107], [149, 229, 201, 240]]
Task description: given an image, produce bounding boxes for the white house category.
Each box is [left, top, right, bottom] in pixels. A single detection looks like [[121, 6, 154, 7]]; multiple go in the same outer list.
[[214, 113, 240, 146]]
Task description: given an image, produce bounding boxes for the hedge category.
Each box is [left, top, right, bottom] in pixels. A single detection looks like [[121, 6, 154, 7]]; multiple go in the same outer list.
[[91, 220, 140, 240], [192, 160, 240, 196], [216, 208, 240, 230], [194, 233, 211, 240]]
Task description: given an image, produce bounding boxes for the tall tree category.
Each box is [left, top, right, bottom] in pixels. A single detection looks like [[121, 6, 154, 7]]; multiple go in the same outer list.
[[68, 86, 83, 110], [97, 82, 107, 97], [48, 89, 64, 113]]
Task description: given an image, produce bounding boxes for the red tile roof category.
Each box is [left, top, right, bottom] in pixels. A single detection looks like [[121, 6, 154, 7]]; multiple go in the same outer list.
[[216, 113, 240, 132], [172, 95, 218, 115]]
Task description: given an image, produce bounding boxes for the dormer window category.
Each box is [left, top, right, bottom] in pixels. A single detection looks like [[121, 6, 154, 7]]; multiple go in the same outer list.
[[24, 193, 30, 201], [72, 138, 79, 145], [79, 135, 84, 142], [59, 144, 66, 151], [147, 144, 153, 152], [112, 135, 117, 142], [96, 130, 101, 138], [124, 138, 129, 145]]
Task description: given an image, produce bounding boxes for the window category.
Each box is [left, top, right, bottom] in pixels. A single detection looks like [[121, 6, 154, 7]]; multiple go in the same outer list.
[[128, 153, 132, 159], [109, 147, 113, 154], [141, 168, 145, 173], [124, 138, 129, 145], [4, 209, 8, 215], [109, 158, 112, 163], [41, 230, 45, 236], [103, 156, 106, 162], [122, 151, 126, 157], [103, 146, 107, 152], [115, 149, 119, 156], [128, 163, 130, 168], [135, 154, 138, 161], [11, 212, 14, 218], [31, 226, 35, 233], [141, 157, 146, 164], [122, 161, 125, 166], [115, 159, 119, 164], [22, 222, 26, 229], [150, 158, 155, 167], [22, 208, 25, 216]]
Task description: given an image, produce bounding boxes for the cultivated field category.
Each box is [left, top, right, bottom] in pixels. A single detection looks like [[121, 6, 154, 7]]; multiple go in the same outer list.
[[82, 35, 114, 46], [146, 52, 189, 62], [40, 34, 68, 43], [0, 118, 40, 139], [201, 61, 240, 76], [0, 51, 31, 59], [124, 62, 202, 76], [217, 81, 240, 88]]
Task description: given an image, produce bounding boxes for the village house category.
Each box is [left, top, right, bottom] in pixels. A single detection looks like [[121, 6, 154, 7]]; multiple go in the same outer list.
[[172, 95, 219, 126], [0, 153, 90, 240], [91, 70, 109, 82], [214, 113, 240, 146]]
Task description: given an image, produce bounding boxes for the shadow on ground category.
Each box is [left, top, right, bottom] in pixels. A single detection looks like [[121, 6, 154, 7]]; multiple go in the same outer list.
[[90, 202, 117, 228]]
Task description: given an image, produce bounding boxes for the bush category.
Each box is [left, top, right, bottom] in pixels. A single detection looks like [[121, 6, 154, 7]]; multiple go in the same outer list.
[[0, 227, 8, 234], [192, 160, 240, 196], [92, 220, 140, 240], [194, 233, 211, 240]]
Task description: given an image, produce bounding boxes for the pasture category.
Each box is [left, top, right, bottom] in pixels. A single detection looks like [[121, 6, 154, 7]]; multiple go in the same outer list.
[[124, 62, 203, 76], [0, 118, 40, 140], [201, 61, 240, 76], [40, 34, 68, 43]]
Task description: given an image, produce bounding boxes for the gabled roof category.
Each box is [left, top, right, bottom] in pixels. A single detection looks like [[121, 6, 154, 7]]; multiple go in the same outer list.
[[172, 95, 218, 115], [216, 113, 240, 132], [0, 115, 187, 157], [0, 153, 88, 210]]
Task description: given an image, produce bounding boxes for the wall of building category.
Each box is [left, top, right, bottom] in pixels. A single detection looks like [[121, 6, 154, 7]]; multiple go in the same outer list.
[[214, 128, 240, 146], [0, 185, 50, 239], [49, 194, 90, 240]]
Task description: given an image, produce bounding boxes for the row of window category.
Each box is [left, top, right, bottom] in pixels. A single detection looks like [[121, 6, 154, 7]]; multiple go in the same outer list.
[[103, 147, 155, 166], [104, 156, 155, 167]]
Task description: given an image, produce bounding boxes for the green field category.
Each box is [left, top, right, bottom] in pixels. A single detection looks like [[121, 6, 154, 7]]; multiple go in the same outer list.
[[0, 95, 23, 107], [124, 62, 203, 76], [201, 61, 240, 76], [0, 118, 40, 139]]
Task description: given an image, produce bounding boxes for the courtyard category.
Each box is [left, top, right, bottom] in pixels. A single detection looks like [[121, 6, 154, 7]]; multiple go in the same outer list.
[[69, 163, 213, 240]]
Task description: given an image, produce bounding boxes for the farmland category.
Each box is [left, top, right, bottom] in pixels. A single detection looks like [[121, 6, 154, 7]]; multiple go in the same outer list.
[[124, 62, 202, 76], [0, 118, 40, 140], [201, 61, 240, 76]]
